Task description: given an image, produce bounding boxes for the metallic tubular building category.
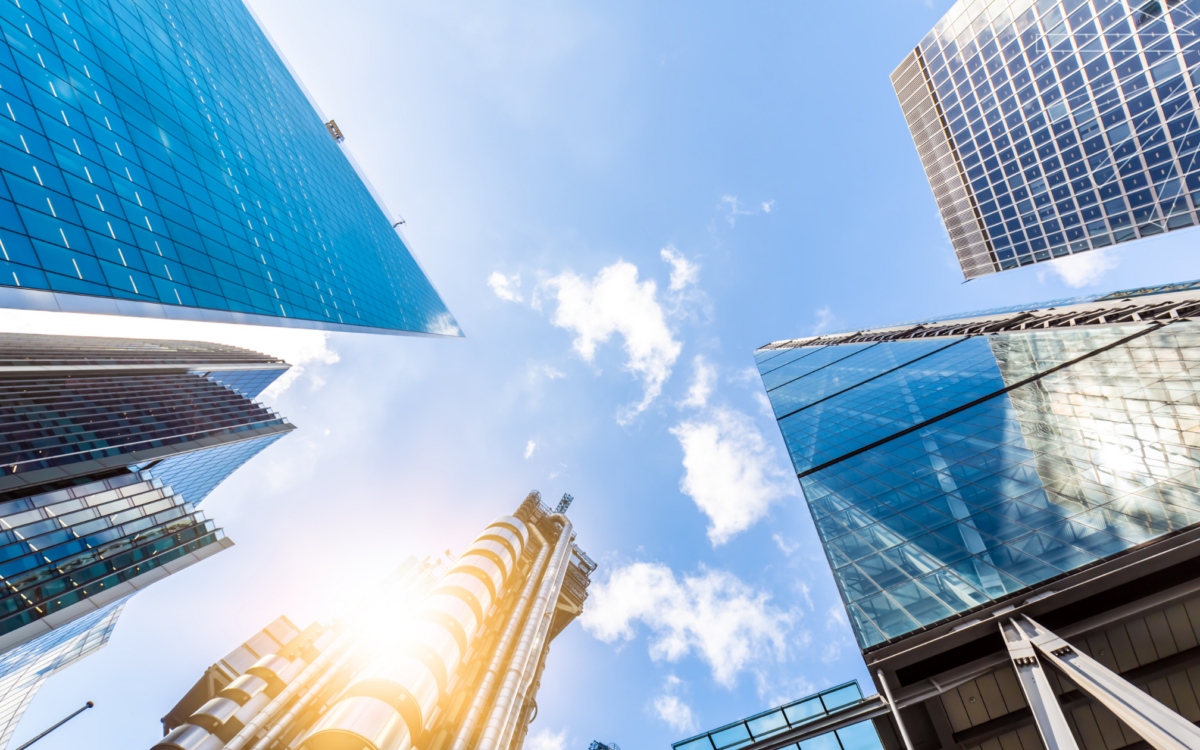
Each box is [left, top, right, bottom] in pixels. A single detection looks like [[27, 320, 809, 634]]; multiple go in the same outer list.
[[155, 492, 595, 750]]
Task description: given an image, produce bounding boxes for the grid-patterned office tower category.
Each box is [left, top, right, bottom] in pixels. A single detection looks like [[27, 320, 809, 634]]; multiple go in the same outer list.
[[756, 280, 1200, 750], [155, 492, 596, 750], [893, 0, 1200, 279], [0, 332, 295, 750], [0, 0, 459, 337], [0, 333, 293, 502]]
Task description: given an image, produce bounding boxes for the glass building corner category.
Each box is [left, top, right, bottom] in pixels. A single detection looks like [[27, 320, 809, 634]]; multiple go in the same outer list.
[[757, 282, 1200, 650]]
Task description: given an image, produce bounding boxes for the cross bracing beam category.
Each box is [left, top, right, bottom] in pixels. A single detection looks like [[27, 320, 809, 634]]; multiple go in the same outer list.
[[1000, 619, 1080, 750], [1019, 615, 1200, 750]]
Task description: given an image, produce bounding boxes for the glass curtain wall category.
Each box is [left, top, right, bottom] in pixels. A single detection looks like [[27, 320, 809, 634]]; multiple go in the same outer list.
[[759, 321, 1200, 648]]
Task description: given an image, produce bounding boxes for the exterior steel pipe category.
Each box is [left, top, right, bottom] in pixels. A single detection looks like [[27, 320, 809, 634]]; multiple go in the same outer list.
[[511, 638, 552, 750], [477, 515, 572, 750], [497, 538, 572, 750], [247, 639, 368, 750], [448, 524, 551, 750], [221, 630, 358, 750]]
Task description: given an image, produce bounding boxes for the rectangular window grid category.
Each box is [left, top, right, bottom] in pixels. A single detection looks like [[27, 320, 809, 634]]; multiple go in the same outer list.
[[894, 0, 1200, 279], [0, 470, 222, 637], [0, 0, 458, 335]]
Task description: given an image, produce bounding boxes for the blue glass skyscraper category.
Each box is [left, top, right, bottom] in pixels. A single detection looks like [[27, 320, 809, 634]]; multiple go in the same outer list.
[[757, 281, 1200, 649], [0, 0, 459, 336], [894, 0, 1200, 279], [755, 281, 1200, 750]]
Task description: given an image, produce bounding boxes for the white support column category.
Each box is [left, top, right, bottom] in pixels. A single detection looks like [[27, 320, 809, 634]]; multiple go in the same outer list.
[[1020, 615, 1200, 750], [877, 670, 915, 750], [1000, 619, 1080, 750]]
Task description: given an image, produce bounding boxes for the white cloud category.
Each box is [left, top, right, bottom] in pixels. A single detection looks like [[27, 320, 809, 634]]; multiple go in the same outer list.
[[0, 309, 339, 403], [525, 440, 537, 459], [820, 640, 844, 664], [758, 674, 816, 710], [1041, 248, 1118, 288], [753, 391, 775, 420], [679, 356, 717, 410], [729, 367, 760, 387], [526, 362, 566, 382], [670, 408, 797, 545], [540, 261, 682, 424], [772, 533, 798, 555], [826, 604, 847, 629], [488, 271, 524, 302], [812, 306, 836, 336], [581, 561, 793, 687], [525, 728, 568, 750], [720, 195, 773, 227], [654, 677, 697, 734], [661, 246, 700, 291], [721, 195, 753, 226]]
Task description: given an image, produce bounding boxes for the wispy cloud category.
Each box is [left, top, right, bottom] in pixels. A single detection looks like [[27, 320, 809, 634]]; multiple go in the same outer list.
[[524, 440, 537, 459], [773, 533, 798, 555], [582, 561, 794, 687], [539, 261, 682, 424], [720, 195, 774, 227], [811, 306, 836, 336], [679, 356, 717, 410], [653, 676, 697, 733], [826, 604, 847, 629], [488, 271, 524, 302], [527, 362, 566, 382], [526, 728, 569, 750], [670, 407, 797, 545], [661, 245, 700, 291], [1039, 248, 1118, 288]]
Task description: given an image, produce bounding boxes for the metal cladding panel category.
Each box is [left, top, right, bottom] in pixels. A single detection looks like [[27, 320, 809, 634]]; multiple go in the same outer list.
[[421, 594, 480, 641], [451, 555, 504, 596], [299, 696, 412, 750], [488, 515, 529, 550], [464, 540, 515, 578], [438, 572, 494, 613], [409, 619, 461, 682], [351, 652, 441, 724]]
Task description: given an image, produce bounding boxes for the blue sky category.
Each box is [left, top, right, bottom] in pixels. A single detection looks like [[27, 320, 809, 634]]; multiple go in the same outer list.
[[7, 1, 1200, 748]]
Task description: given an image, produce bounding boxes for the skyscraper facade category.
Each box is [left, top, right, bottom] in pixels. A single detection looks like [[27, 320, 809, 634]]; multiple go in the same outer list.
[[0, 0, 459, 336], [893, 0, 1200, 279], [0, 595, 125, 750], [154, 491, 595, 750], [0, 332, 296, 750], [0, 333, 292, 501], [756, 280, 1200, 750]]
